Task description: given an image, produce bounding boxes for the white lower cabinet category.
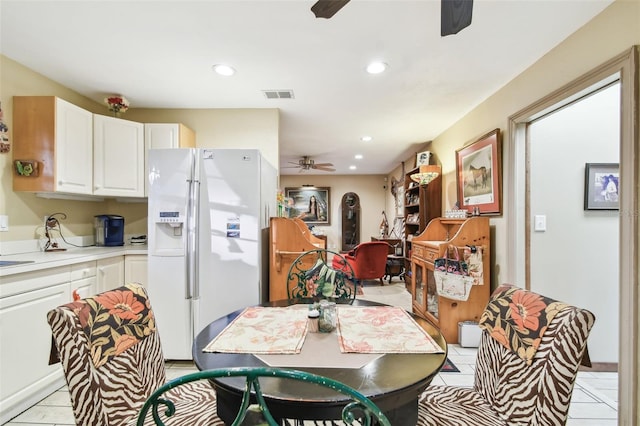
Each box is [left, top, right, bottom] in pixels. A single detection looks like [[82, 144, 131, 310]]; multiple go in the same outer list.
[[97, 256, 125, 292], [125, 254, 148, 288], [0, 267, 70, 424], [70, 261, 97, 298]]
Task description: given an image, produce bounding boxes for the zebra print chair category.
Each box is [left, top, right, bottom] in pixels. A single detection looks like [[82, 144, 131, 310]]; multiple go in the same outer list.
[[417, 284, 595, 426], [47, 283, 224, 426]]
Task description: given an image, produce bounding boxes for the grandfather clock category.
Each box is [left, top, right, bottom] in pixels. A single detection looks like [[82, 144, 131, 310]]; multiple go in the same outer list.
[[341, 192, 360, 252]]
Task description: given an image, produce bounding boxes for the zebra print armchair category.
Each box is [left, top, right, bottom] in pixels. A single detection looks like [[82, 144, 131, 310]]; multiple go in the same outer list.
[[47, 283, 223, 426], [417, 284, 595, 426]]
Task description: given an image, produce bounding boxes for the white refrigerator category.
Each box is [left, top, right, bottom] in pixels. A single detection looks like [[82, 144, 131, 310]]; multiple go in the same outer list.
[[147, 148, 277, 360]]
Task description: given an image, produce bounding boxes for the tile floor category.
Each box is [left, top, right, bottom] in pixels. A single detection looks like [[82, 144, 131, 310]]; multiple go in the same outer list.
[[5, 282, 619, 425]]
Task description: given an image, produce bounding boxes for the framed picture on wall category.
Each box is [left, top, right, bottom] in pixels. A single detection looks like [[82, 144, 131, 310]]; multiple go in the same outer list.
[[456, 129, 502, 215], [285, 186, 331, 225], [584, 163, 619, 210], [416, 151, 431, 167]]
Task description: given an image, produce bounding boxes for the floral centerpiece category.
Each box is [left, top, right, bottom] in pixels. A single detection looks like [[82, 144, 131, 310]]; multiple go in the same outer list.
[[104, 95, 129, 116]]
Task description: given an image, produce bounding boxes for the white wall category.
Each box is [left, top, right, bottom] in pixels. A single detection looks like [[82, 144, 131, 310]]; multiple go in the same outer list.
[[529, 83, 620, 363]]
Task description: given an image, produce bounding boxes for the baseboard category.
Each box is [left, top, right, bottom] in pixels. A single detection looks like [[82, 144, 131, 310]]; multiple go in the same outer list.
[[580, 362, 618, 372]]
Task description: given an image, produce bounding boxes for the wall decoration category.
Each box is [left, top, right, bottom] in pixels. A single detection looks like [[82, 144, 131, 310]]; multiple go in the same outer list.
[[584, 163, 619, 210], [104, 95, 129, 117], [0, 101, 9, 153], [285, 186, 330, 225], [416, 150, 431, 166], [456, 129, 502, 215], [14, 160, 40, 177]]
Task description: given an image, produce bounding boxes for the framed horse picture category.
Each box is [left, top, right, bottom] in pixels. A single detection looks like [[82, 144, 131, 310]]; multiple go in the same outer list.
[[456, 129, 502, 215]]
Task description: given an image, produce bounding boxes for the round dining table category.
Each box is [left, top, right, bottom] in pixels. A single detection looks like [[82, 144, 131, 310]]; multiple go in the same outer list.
[[192, 298, 447, 425]]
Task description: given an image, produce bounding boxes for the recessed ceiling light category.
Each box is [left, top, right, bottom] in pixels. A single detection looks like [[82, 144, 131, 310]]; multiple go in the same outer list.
[[360, 136, 372, 142], [355, 154, 363, 160], [212, 64, 236, 76], [366, 61, 388, 74], [349, 165, 357, 170]]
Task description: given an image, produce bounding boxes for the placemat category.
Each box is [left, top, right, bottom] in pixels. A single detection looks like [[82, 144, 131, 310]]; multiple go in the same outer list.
[[336, 306, 445, 353], [203, 306, 309, 354], [256, 330, 382, 369]]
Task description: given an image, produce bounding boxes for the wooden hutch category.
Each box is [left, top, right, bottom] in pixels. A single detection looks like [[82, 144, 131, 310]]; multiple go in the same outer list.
[[403, 165, 442, 277], [410, 217, 490, 343]]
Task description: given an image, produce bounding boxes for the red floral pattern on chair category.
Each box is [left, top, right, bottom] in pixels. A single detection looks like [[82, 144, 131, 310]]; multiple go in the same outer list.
[[62, 283, 155, 368], [478, 283, 567, 365]]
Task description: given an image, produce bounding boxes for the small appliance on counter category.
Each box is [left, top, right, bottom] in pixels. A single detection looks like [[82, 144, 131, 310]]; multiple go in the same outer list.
[[130, 235, 147, 245], [94, 215, 125, 246]]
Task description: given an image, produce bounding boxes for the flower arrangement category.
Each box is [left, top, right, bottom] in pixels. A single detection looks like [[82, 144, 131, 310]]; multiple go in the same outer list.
[[104, 95, 129, 115]]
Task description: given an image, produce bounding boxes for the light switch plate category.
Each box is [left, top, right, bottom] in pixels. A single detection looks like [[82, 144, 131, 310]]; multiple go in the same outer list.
[[534, 215, 546, 232], [0, 215, 8, 232]]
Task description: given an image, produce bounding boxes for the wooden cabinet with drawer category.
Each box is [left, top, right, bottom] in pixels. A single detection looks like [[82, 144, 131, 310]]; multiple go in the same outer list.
[[410, 217, 490, 343]]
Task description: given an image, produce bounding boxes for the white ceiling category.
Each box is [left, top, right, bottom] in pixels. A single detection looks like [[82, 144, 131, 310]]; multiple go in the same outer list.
[[0, 0, 613, 175]]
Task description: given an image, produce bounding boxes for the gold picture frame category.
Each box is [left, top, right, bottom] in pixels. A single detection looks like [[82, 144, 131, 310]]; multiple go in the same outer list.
[[455, 129, 502, 215]]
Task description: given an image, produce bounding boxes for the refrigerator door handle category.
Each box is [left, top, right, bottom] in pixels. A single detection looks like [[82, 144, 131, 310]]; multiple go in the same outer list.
[[185, 153, 201, 301], [191, 155, 201, 300]]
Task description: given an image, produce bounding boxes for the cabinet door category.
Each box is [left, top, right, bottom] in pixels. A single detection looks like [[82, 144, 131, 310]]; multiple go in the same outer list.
[[145, 123, 180, 150], [93, 115, 144, 197], [0, 283, 69, 423], [55, 98, 93, 194], [72, 276, 97, 299], [97, 256, 125, 293], [144, 123, 195, 195], [125, 255, 148, 288]]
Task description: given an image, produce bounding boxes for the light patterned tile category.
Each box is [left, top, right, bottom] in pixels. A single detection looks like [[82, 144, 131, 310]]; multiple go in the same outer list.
[[37, 390, 71, 407], [438, 373, 475, 387], [8, 405, 75, 425], [571, 388, 600, 403], [566, 419, 617, 426], [568, 402, 618, 419]]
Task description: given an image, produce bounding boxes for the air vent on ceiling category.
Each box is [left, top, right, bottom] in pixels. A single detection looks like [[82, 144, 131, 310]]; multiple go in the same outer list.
[[262, 90, 295, 99]]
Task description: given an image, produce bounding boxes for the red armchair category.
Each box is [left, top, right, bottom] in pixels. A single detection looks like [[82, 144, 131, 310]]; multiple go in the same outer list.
[[332, 241, 390, 285]]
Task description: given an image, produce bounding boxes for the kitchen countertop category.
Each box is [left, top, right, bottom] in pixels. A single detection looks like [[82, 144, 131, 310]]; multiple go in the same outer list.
[[0, 245, 148, 277]]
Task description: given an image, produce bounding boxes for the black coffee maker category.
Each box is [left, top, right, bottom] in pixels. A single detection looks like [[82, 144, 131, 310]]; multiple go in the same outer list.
[[94, 215, 125, 246]]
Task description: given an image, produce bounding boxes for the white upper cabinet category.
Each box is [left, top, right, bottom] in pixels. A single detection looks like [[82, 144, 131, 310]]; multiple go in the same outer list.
[[13, 96, 93, 194], [144, 123, 195, 195], [93, 115, 144, 197], [145, 123, 195, 150]]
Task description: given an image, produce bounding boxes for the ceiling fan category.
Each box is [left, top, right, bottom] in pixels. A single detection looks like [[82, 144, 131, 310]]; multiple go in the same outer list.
[[284, 156, 336, 172], [311, 0, 474, 36]]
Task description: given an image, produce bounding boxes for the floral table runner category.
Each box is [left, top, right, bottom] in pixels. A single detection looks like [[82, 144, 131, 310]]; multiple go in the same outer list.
[[336, 306, 445, 353], [203, 306, 309, 354]]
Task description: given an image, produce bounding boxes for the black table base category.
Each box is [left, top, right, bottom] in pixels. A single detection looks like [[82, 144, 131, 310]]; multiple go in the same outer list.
[[215, 384, 418, 426]]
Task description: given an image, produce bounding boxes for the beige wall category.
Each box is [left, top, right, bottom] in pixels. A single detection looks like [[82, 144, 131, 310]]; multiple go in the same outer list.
[[126, 108, 279, 170], [0, 56, 279, 246], [280, 174, 388, 250]]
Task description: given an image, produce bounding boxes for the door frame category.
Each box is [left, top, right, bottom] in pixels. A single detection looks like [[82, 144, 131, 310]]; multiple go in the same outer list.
[[507, 46, 638, 423]]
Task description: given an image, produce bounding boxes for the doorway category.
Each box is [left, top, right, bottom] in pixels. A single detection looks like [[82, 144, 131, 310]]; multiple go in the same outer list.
[[507, 47, 638, 423], [528, 82, 620, 367]]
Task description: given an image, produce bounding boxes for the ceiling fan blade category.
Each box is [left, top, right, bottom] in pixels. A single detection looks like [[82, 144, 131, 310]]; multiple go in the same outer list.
[[441, 0, 473, 36], [314, 166, 336, 172], [312, 162, 334, 167], [311, 0, 350, 19]]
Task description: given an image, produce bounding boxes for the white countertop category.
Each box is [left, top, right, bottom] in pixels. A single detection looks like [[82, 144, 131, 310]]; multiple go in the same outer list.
[[0, 245, 148, 277]]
